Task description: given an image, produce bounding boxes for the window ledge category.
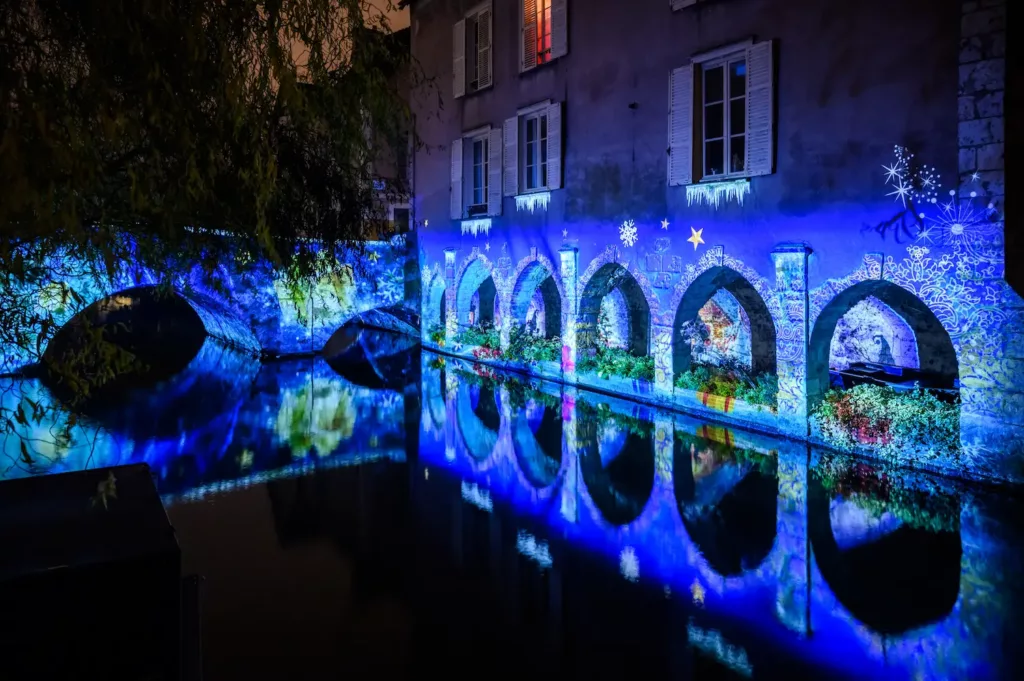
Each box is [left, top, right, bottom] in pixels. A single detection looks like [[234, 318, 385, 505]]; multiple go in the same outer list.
[[519, 57, 559, 77], [515, 191, 552, 212], [685, 178, 750, 209]]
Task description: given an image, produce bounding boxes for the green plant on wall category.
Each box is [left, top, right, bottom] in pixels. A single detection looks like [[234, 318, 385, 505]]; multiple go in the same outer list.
[[577, 346, 655, 381], [427, 323, 446, 346], [504, 321, 560, 364], [274, 377, 356, 457], [812, 383, 959, 462], [454, 323, 500, 351], [675, 360, 778, 410]]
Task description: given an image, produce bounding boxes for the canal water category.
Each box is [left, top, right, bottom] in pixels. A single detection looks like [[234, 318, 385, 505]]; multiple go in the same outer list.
[[2, 334, 1023, 680]]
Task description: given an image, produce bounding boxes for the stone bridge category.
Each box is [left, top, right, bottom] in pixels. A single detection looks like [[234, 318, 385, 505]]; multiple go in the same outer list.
[[1, 237, 414, 373]]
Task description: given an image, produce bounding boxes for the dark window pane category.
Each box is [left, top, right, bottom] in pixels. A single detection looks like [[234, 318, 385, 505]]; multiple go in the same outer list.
[[704, 66, 724, 104], [730, 136, 746, 174], [540, 114, 548, 141], [473, 140, 483, 164], [730, 61, 746, 98], [704, 102, 724, 139], [541, 162, 548, 187], [705, 139, 724, 176], [526, 118, 537, 144], [730, 98, 746, 135], [393, 208, 410, 232]]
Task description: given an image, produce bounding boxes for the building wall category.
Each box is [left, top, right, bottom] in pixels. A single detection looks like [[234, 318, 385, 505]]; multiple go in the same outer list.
[[409, 0, 1018, 480]]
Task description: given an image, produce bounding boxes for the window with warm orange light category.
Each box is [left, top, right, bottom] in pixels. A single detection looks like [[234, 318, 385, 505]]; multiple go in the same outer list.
[[521, 0, 566, 72]]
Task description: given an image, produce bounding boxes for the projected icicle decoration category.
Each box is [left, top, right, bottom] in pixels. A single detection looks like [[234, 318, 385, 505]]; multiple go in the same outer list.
[[461, 218, 491, 236], [460, 480, 493, 511], [619, 219, 639, 247], [686, 179, 750, 208], [516, 531, 554, 568], [515, 192, 551, 213]]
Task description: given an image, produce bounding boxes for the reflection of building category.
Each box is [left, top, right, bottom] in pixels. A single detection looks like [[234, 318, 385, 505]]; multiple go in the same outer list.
[[406, 0, 1019, 479]]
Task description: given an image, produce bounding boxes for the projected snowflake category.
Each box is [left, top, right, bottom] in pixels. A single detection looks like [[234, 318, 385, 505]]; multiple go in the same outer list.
[[883, 145, 941, 208], [619, 219, 638, 247]]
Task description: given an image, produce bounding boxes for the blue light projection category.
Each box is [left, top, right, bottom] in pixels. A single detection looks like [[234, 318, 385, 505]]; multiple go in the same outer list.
[[0, 340, 407, 503], [1, 237, 409, 373], [417, 140, 1022, 483], [419, 354, 1023, 680]]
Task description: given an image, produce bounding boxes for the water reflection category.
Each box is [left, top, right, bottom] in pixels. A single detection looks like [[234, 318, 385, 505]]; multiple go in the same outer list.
[[422, 353, 1024, 681], [0, 337, 409, 499]]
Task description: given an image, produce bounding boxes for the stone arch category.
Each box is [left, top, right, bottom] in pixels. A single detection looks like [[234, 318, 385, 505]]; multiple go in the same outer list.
[[508, 253, 565, 339], [807, 470, 961, 635], [423, 267, 447, 334], [577, 249, 657, 357], [670, 266, 778, 378], [672, 431, 778, 576], [42, 285, 259, 397], [808, 279, 959, 406], [455, 253, 498, 329]]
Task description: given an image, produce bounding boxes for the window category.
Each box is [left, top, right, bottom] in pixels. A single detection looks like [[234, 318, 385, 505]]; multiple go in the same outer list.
[[702, 58, 746, 177], [667, 40, 775, 186], [453, 4, 492, 99], [450, 128, 503, 220], [470, 135, 489, 214], [502, 101, 562, 197], [521, 0, 567, 73], [522, 111, 548, 190]]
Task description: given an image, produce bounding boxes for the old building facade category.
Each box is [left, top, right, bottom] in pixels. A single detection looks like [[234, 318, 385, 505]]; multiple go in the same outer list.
[[406, 0, 1017, 481]]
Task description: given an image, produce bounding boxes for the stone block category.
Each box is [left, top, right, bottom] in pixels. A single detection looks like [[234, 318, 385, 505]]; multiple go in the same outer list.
[[976, 90, 1004, 117], [959, 59, 1005, 95], [960, 32, 1006, 63], [962, 7, 1005, 38], [976, 143, 1004, 170], [958, 147, 977, 174], [959, 170, 1004, 197], [958, 95, 976, 121], [958, 117, 1004, 146]]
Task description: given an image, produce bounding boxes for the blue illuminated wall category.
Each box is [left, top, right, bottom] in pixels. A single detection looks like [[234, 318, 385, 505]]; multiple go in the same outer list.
[[1, 237, 411, 373], [409, 0, 1019, 481]]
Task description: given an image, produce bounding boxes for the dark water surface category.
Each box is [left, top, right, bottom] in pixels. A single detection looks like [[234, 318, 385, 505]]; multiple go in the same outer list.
[[3, 336, 1024, 680]]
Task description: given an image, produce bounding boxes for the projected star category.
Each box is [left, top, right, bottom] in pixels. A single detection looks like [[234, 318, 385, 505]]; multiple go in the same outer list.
[[970, 171, 981, 183], [887, 178, 911, 207], [562, 228, 568, 238], [661, 218, 670, 230], [687, 226, 705, 250], [484, 241, 490, 251], [882, 162, 903, 183]]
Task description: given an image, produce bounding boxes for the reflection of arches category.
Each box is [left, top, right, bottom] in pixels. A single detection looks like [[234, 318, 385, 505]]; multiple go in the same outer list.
[[455, 382, 501, 461], [671, 267, 777, 377], [808, 280, 958, 405], [673, 435, 778, 576], [324, 324, 419, 390], [808, 472, 961, 635], [578, 414, 655, 526], [511, 401, 563, 488], [579, 263, 651, 357], [455, 254, 497, 328], [509, 255, 565, 339]]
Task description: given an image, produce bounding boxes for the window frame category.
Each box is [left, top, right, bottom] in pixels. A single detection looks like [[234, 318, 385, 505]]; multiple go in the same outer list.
[[698, 53, 748, 181], [466, 131, 489, 215], [520, 109, 549, 193]]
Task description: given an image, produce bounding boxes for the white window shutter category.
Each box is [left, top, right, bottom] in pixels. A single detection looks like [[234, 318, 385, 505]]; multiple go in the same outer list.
[[668, 65, 693, 186], [521, 0, 538, 72], [476, 8, 492, 89], [487, 128, 503, 215], [453, 20, 466, 99], [546, 101, 562, 190], [745, 40, 775, 177], [450, 138, 463, 220], [503, 117, 519, 196], [551, 0, 568, 60]]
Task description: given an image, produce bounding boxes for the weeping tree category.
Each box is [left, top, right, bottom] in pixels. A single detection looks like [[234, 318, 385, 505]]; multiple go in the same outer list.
[[0, 0, 428, 466]]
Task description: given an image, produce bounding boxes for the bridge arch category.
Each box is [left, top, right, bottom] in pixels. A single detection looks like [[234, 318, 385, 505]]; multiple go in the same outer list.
[[670, 266, 777, 378], [455, 252, 498, 330], [808, 279, 958, 408], [508, 253, 565, 340], [423, 267, 447, 336], [578, 249, 657, 358]]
